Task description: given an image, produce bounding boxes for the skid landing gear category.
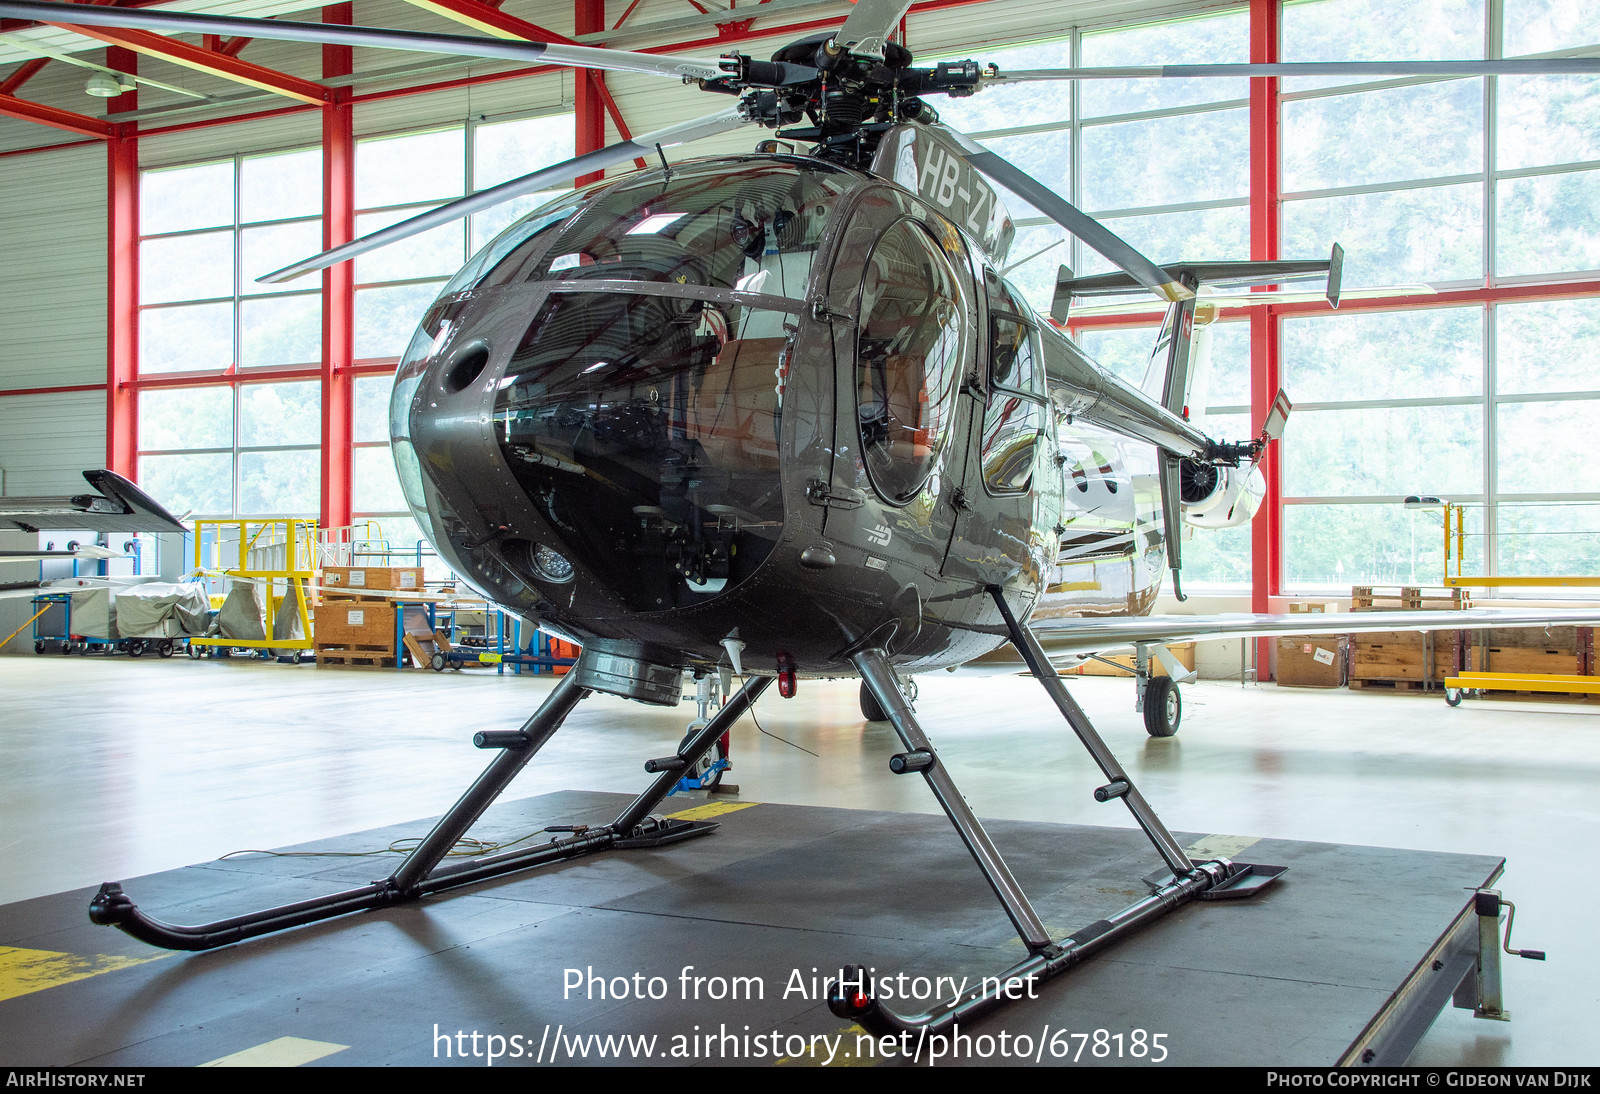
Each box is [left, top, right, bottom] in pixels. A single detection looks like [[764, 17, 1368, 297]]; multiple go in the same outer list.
[[827, 587, 1285, 1039], [89, 671, 772, 951]]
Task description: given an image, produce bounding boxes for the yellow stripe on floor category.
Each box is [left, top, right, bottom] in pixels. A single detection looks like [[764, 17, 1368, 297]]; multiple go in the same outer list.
[[0, 946, 165, 1003], [668, 800, 759, 822], [1185, 834, 1261, 859], [201, 1036, 349, 1067]]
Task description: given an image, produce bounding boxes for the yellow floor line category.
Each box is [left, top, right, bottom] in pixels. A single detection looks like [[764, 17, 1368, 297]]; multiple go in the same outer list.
[[1184, 834, 1261, 860], [667, 800, 760, 822], [0, 946, 165, 1003], [200, 1036, 349, 1067]]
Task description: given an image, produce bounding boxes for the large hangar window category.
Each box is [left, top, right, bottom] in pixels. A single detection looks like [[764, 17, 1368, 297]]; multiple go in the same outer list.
[[944, 0, 1600, 592], [132, 111, 571, 559]]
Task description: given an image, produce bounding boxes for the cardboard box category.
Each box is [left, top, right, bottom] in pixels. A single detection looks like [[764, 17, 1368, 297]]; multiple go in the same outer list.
[[321, 566, 424, 596], [1277, 635, 1346, 688]]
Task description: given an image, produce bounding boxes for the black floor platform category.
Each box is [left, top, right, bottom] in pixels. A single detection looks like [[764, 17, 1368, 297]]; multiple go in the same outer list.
[[0, 791, 1502, 1067]]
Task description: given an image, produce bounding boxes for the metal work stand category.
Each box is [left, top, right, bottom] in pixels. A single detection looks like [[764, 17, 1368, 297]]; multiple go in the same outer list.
[[89, 672, 772, 951], [828, 587, 1285, 1036]]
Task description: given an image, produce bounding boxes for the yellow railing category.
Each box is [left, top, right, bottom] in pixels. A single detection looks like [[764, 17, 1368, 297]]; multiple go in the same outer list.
[[189, 518, 317, 651]]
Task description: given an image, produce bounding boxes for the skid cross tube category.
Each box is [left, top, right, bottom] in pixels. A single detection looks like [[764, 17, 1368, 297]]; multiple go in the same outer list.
[[88, 672, 770, 951]]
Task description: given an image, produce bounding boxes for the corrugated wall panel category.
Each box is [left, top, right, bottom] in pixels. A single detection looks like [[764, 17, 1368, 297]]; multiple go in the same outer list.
[[0, 391, 107, 495], [0, 144, 107, 391], [139, 109, 323, 166], [352, 70, 570, 138]]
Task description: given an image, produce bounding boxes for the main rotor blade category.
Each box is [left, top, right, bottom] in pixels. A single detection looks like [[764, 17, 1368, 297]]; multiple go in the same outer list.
[[985, 58, 1600, 82], [0, 0, 724, 81], [833, 0, 913, 57], [261, 106, 752, 284], [941, 128, 1192, 303]]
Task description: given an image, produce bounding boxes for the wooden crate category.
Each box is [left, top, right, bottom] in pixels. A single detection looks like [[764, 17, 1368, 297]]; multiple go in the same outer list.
[[321, 566, 424, 598], [315, 602, 396, 648], [1349, 630, 1469, 684], [1481, 647, 1580, 675]]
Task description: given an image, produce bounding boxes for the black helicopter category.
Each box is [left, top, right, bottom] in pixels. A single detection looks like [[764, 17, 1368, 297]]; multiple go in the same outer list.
[[9, 0, 1600, 1040]]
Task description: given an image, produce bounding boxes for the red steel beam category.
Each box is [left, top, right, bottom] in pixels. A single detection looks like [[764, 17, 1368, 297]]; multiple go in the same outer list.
[[574, 0, 605, 186], [47, 22, 328, 103], [398, 0, 579, 45], [0, 91, 112, 137], [322, 2, 355, 531], [588, 70, 648, 170], [0, 56, 50, 95], [1248, 0, 1281, 674], [105, 47, 137, 478], [0, 381, 106, 398]]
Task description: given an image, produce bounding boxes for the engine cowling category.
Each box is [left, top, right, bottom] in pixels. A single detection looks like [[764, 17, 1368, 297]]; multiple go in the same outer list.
[[1179, 459, 1264, 529]]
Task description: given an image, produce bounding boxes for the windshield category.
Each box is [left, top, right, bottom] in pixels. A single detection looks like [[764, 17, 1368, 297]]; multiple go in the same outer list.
[[525, 158, 850, 298]]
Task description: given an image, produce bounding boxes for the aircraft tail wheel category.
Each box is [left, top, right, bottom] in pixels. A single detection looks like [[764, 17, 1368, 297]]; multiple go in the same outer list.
[[1445, 688, 1463, 707], [859, 681, 887, 722], [1143, 677, 1181, 737]]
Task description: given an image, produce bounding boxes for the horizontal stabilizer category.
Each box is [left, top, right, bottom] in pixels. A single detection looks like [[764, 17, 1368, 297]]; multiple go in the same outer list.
[[1052, 245, 1343, 321], [0, 470, 187, 534]]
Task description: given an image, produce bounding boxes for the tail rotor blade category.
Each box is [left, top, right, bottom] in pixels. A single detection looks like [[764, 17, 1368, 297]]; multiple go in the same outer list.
[[260, 107, 752, 284], [943, 129, 1191, 303]]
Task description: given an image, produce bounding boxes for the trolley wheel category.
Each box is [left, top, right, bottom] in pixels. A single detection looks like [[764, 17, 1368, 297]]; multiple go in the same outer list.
[[430, 652, 447, 672], [158, 639, 175, 658], [127, 640, 146, 658], [61, 640, 74, 656], [859, 680, 887, 722], [1445, 688, 1463, 707], [186, 642, 202, 660], [34, 639, 44, 654], [1143, 677, 1182, 738]]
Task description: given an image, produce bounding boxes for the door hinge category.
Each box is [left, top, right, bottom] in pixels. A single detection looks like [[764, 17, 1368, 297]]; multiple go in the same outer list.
[[810, 300, 856, 324], [806, 480, 864, 510]]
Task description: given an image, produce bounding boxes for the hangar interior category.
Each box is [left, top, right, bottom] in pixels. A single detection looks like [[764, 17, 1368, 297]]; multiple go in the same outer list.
[[2, 0, 1599, 1069]]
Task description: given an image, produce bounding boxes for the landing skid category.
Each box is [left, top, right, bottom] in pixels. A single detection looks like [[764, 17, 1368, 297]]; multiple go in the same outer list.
[[824, 586, 1286, 1037], [88, 671, 772, 951]]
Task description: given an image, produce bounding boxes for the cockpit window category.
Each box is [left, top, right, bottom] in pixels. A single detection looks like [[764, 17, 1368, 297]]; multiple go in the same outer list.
[[525, 159, 849, 305], [492, 289, 792, 612], [855, 218, 967, 505]]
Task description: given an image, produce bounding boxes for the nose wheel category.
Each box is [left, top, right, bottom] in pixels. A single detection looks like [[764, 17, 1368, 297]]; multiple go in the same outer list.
[[1142, 677, 1182, 738]]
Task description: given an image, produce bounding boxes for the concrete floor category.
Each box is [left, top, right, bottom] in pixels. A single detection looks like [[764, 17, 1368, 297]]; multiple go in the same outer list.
[[2, 655, 1597, 1066]]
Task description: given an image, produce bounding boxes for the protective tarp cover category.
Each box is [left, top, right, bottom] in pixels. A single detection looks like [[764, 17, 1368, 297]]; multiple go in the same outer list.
[[216, 580, 266, 640], [271, 580, 307, 641], [114, 582, 211, 637], [68, 587, 112, 638]]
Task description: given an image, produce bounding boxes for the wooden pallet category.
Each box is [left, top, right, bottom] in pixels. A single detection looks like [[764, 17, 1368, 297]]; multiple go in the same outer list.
[[1350, 585, 1468, 611], [314, 642, 396, 668], [1349, 679, 1427, 691]]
